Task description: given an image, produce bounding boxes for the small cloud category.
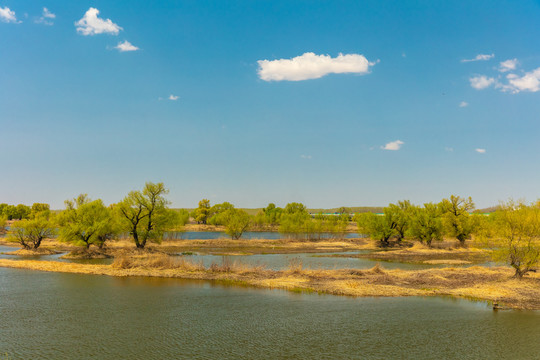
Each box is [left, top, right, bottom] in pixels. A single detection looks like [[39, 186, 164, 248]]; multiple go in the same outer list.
[[445, 147, 454, 152], [503, 67, 540, 93], [401, 52, 407, 58], [499, 58, 518, 72], [75, 7, 122, 36], [168, 94, 179, 101], [115, 40, 139, 52], [381, 140, 404, 151], [475, 148, 486, 154], [35, 7, 55, 25], [257, 52, 376, 81], [0, 6, 20, 23], [300, 154, 312, 159], [461, 54, 494, 63], [459, 101, 468, 108], [469, 75, 495, 90]]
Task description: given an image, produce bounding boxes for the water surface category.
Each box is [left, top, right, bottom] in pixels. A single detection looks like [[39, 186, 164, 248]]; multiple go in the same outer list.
[[0, 268, 538, 359]]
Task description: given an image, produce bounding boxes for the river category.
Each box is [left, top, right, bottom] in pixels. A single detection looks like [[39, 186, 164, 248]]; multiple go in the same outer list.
[[0, 267, 538, 359]]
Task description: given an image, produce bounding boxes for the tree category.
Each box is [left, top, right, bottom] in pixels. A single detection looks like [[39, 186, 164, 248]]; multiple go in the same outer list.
[[279, 203, 311, 239], [208, 202, 235, 225], [355, 212, 395, 247], [440, 195, 476, 246], [384, 200, 412, 242], [192, 199, 211, 224], [409, 203, 444, 246], [8, 214, 56, 250], [488, 200, 540, 278], [222, 208, 251, 239], [117, 182, 177, 249], [0, 214, 7, 235], [58, 195, 114, 249]]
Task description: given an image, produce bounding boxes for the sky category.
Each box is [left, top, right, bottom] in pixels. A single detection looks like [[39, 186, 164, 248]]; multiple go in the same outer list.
[[1, 0, 540, 209]]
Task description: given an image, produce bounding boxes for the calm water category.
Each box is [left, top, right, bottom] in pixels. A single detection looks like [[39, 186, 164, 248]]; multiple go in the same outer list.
[[166, 231, 362, 240], [0, 245, 461, 270], [0, 268, 538, 359]]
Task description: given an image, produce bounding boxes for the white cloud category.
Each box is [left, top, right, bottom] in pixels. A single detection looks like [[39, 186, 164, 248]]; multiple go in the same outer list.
[[35, 7, 55, 25], [503, 68, 540, 93], [461, 54, 494, 63], [445, 147, 454, 152], [499, 58, 518, 72], [257, 52, 376, 81], [469, 75, 495, 90], [459, 101, 468, 107], [475, 148, 486, 154], [168, 94, 179, 101], [381, 140, 404, 151], [0, 6, 19, 23], [115, 40, 139, 52], [75, 7, 122, 36], [300, 154, 312, 159]]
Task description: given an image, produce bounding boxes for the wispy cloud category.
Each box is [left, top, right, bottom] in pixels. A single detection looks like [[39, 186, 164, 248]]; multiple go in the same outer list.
[[475, 148, 486, 154], [75, 8, 122, 36], [0, 6, 20, 23], [168, 94, 179, 101], [35, 7, 55, 25], [445, 147, 454, 152], [459, 101, 468, 108], [300, 154, 312, 159], [469, 75, 495, 90], [115, 40, 139, 52], [257, 52, 376, 81], [461, 54, 494, 63], [381, 140, 404, 151], [499, 58, 518, 73]]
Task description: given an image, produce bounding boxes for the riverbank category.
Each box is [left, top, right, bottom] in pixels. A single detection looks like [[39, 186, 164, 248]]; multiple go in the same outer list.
[[0, 255, 538, 310]]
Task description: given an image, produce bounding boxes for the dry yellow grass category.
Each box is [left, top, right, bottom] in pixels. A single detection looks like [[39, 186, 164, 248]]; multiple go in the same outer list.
[[0, 255, 538, 309]]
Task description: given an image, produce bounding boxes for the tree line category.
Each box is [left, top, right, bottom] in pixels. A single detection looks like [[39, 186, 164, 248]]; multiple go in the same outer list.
[[2, 189, 539, 278]]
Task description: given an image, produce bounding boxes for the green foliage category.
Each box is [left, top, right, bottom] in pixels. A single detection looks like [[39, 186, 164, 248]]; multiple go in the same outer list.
[[222, 208, 251, 239], [487, 200, 540, 278], [253, 203, 283, 229], [384, 200, 413, 241], [0, 214, 7, 234], [207, 202, 235, 225], [31, 203, 50, 215], [440, 195, 476, 245], [175, 209, 190, 226], [409, 203, 443, 246], [117, 182, 177, 249], [192, 199, 211, 224], [0, 203, 31, 220], [355, 212, 394, 247], [8, 212, 56, 250], [279, 203, 311, 239], [58, 195, 114, 249]]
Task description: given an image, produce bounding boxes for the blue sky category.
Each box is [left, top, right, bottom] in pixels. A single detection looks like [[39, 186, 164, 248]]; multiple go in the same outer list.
[[1, 0, 540, 209]]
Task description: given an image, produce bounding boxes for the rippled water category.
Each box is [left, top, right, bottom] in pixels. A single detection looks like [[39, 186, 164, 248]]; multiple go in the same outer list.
[[0, 268, 538, 359]]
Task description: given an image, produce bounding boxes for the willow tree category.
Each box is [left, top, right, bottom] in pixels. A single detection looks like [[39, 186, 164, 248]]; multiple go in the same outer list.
[[57, 195, 114, 249], [117, 182, 178, 249], [489, 201, 540, 278], [8, 215, 56, 250], [222, 208, 251, 240], [440, 195, 476, 246]]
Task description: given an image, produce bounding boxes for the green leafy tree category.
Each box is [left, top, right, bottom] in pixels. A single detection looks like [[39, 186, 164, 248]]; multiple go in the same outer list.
[[57, 195, 112, 249], [8, 213, 56, 250], [487, 200, 540, 278], [31, 203, 50, 215], [222, 208, 251, 239], [0, 214, 7, 234], [384, 200, 412, 242], [117, 182, 177, 249], [192, 199, 211, 224], [440, 195, 476, 246], [355, 212, 394, 247], [208, 202, 235, 225], [279, 203, 311, 239], [409, 203, 444, 246]]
